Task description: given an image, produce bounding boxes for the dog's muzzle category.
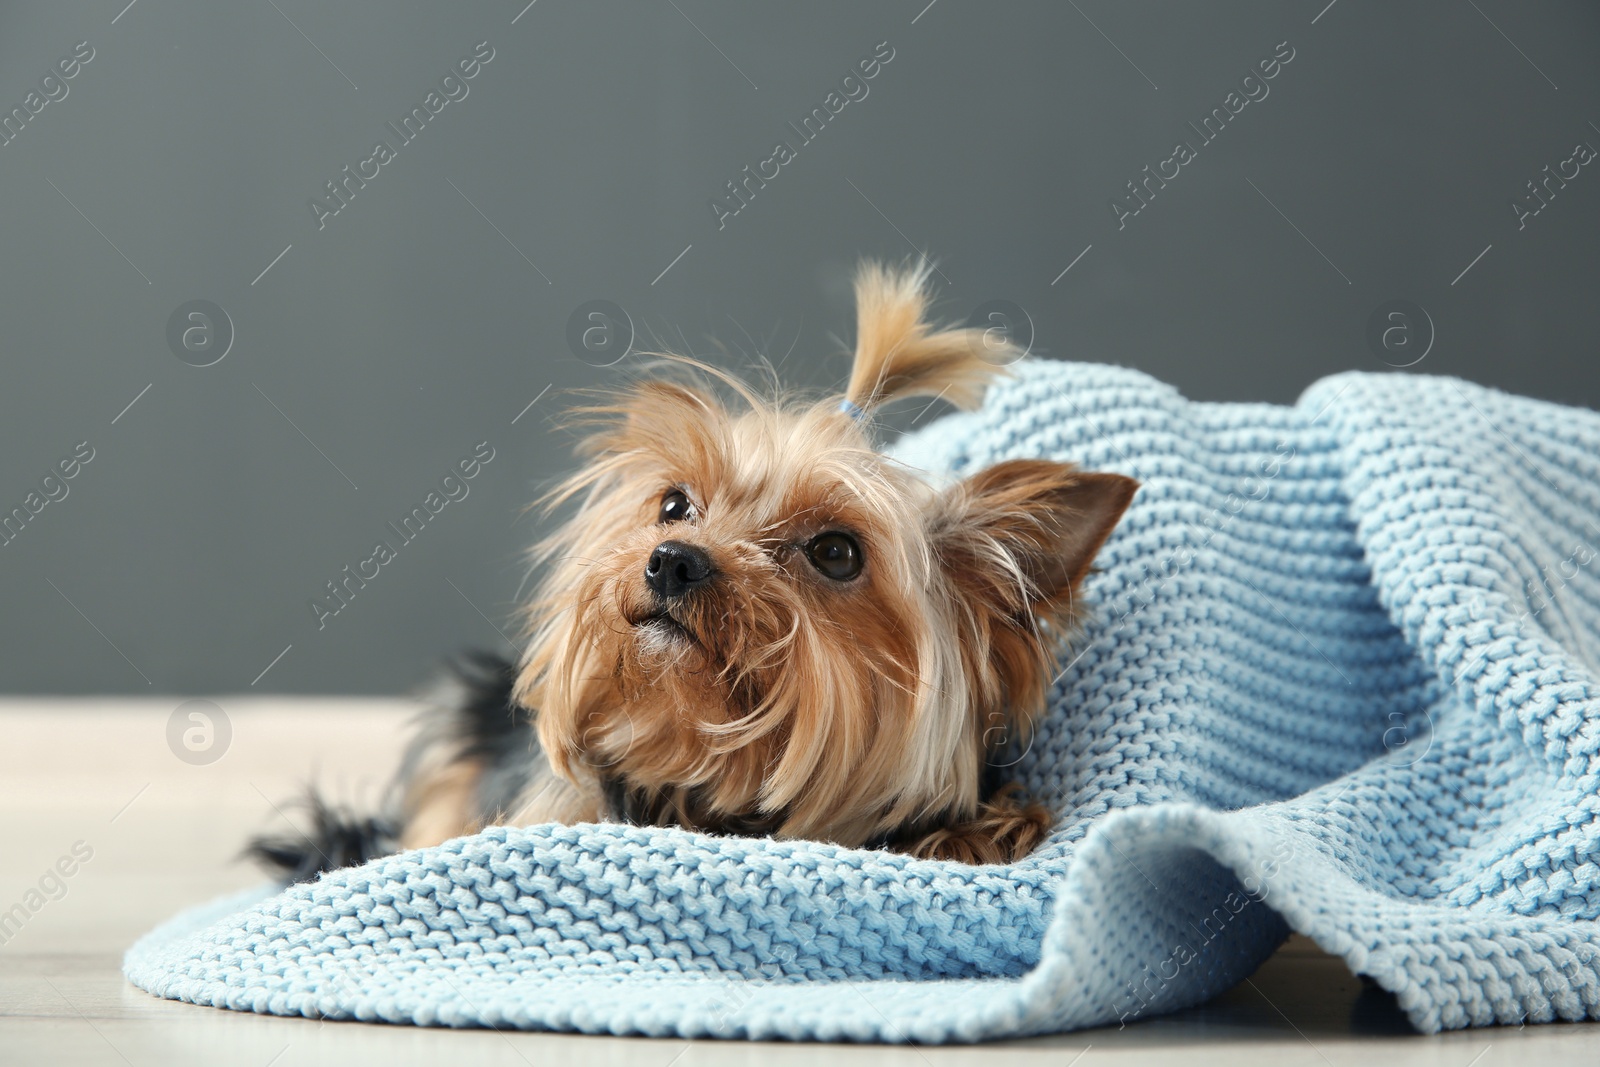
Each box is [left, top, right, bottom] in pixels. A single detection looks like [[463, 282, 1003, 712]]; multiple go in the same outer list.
[[644, 540, 714, 599]]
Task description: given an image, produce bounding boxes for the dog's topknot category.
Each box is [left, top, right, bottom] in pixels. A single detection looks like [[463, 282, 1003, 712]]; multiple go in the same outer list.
[[843, 260, 1012, 416]]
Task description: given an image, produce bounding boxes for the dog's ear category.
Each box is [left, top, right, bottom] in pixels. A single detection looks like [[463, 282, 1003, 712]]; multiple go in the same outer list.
[[933, 459, 1138, 713], [843, 260, 1009, 415], [934, 457, 1145, 633]]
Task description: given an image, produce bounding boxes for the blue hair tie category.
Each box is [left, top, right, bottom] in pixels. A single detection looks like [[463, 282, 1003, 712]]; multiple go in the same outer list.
[[838, 398, 866, 421]]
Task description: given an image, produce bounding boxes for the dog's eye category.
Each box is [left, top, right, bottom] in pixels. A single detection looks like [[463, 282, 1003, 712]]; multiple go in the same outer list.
[[658, 489, 693, 524], [806, 531, 862, 581]]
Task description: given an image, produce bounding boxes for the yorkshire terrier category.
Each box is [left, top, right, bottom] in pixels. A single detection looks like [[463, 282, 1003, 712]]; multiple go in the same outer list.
[[250, 262, 1137, 880]]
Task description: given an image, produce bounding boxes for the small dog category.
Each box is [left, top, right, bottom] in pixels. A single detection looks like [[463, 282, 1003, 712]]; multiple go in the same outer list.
[[251, 263, 1137, 880]]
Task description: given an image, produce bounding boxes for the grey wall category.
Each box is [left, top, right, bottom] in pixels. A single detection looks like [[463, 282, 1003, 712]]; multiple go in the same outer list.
[[2, 1, 1597, 694]]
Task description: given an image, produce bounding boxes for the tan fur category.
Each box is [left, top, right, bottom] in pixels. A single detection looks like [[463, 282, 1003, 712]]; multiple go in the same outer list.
[[399, 758, 484, 850], [845, 260, 1012, 413], [903, 787, 1057, 865], [502, 763, 603, 825], [397, 264, 1136, 864], [934, 458, 1141, 747]]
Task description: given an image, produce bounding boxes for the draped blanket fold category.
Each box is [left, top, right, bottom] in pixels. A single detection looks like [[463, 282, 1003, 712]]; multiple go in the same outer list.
[[125, 363, 1600, 1041]]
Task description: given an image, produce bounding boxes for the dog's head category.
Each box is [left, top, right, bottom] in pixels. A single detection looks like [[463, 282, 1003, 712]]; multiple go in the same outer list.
[[516, 263, 1136, 845]]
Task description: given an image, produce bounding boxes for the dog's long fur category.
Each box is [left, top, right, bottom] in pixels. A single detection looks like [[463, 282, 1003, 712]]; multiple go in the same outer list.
[[250, 262, 1137, 881]]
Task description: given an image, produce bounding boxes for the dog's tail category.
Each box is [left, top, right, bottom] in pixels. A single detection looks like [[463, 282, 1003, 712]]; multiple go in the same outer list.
[[843, 259, 1014, 415], [245, 651, 529, 884], [243, 792, 398, 885]]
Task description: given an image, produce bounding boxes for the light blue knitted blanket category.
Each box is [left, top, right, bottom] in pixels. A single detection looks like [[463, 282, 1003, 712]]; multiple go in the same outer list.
[[125, 362, 1600, 1040]]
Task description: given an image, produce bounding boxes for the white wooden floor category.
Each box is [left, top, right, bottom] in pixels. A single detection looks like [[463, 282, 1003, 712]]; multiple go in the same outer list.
[[2, 699, 1593, 1066]]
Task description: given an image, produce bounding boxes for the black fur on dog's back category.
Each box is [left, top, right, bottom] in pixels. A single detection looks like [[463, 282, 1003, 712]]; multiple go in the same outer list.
[[246, 651, 531, 884], [437, 650, 537, 820], [244, 792, 398, 885]]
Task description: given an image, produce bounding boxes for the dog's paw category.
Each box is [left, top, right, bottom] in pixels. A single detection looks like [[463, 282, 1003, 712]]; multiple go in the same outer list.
[[904, 792, 1055, 864]]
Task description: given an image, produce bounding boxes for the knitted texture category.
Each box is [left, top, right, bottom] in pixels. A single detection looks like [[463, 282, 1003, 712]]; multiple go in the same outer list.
[[125, 362, 1600, 1040]]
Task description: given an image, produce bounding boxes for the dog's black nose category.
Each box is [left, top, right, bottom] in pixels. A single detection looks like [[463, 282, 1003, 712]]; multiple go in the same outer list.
[[645, 540, 713, 598]]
